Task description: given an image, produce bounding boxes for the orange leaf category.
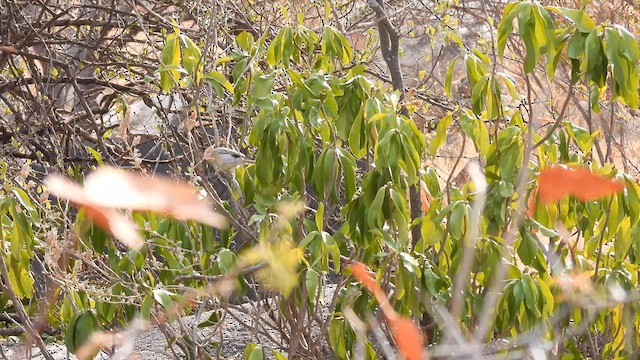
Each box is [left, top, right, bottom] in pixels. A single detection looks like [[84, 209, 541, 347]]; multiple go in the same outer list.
[[419, 181, 432, 214], [538, 166, 624, 203], [389, 316, 426, 360], [349, 262, 428, 359], [82, 167, 226, 228], [527, 187, 538, 217], [349, 262, 379, 295], [45, 166, 228, 250], [47, 176, 144, 249]]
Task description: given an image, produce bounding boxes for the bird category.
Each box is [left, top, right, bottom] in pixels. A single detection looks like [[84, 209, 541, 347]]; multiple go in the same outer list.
[[198, 146, 254, 172]]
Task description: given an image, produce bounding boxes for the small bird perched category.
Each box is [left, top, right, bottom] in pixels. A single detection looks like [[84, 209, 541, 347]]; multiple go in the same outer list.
[[199, 146, 254, 172]]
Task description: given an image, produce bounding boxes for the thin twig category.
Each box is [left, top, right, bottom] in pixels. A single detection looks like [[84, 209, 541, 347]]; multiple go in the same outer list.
[[0, 255, 54, 360]]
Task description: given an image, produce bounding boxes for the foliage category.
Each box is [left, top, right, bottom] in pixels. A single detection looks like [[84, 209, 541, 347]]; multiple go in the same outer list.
[[1, 0, 640, 359]]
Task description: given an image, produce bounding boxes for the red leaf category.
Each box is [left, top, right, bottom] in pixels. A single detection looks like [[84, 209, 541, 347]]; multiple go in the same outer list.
[[389, 316, 426, 360], [538, 166, 624, 203]]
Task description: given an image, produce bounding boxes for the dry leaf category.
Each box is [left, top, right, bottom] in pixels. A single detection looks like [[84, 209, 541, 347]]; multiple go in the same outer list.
[[538, 166, 624, 203], [117, 107, 131, 140]]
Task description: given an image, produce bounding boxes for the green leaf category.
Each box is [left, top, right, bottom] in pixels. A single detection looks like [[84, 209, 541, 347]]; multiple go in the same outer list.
[[496, 72, 519, 102], [160, 32, 181, 92], [585, 29, 607, 87], [336, 148, 357, 200], [9, 202, 33, 259], [497, 1, 523, 57], [615, 217, 632, 260], [444, 56, 459, 98], [400, 134, 421, 185], [465, 54, 487, 89], [567, 31, 587, 59], [69, 312, 98, 356], [545, 7, 596, 33], [140, 294, 153, 321], [85, 146, 103, 166], [348, 107, 366, 158], [153, 289, 176, 311], [537, 279, 554, 317], [218, 248, 236, 273], [565, 121, 596, 155], [7, 258, 34, 299], [533, 4, 555, 55], [498, 142, 521, 181], [271, 349, 288, 360], [181, 35, 203, 83], [321, 26, 352, 64], [429, 113, 453, 156], [389, 187, 408, 222], [316, 202, 325, 230], [65, 313, 81, 353], [519, 5, 539, 73], [205, 71, 234, 92], [459, 111, 490, 156], [449, 202, 467, 239], [471, 74, 490, 115], [323, 147, 336, 199], [282, 26, 294, 67], [198, 310, 222, 328], [236, 31, 255, 52], [329, 317, 348, 359], [521, 274, 540, 316], [249, 72, 276, 101], [619, 25, 640, 64], [368, 186, 387, 229], [306, 268, 320, 310], [518, 231, 538, 266], [267, 29, 284, 66], [248, 346, 264, 360], [526, 218, 559, 238]]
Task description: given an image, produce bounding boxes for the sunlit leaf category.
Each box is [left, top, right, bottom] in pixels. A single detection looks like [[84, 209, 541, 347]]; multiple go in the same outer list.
[[546, 7, 595, 33]]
